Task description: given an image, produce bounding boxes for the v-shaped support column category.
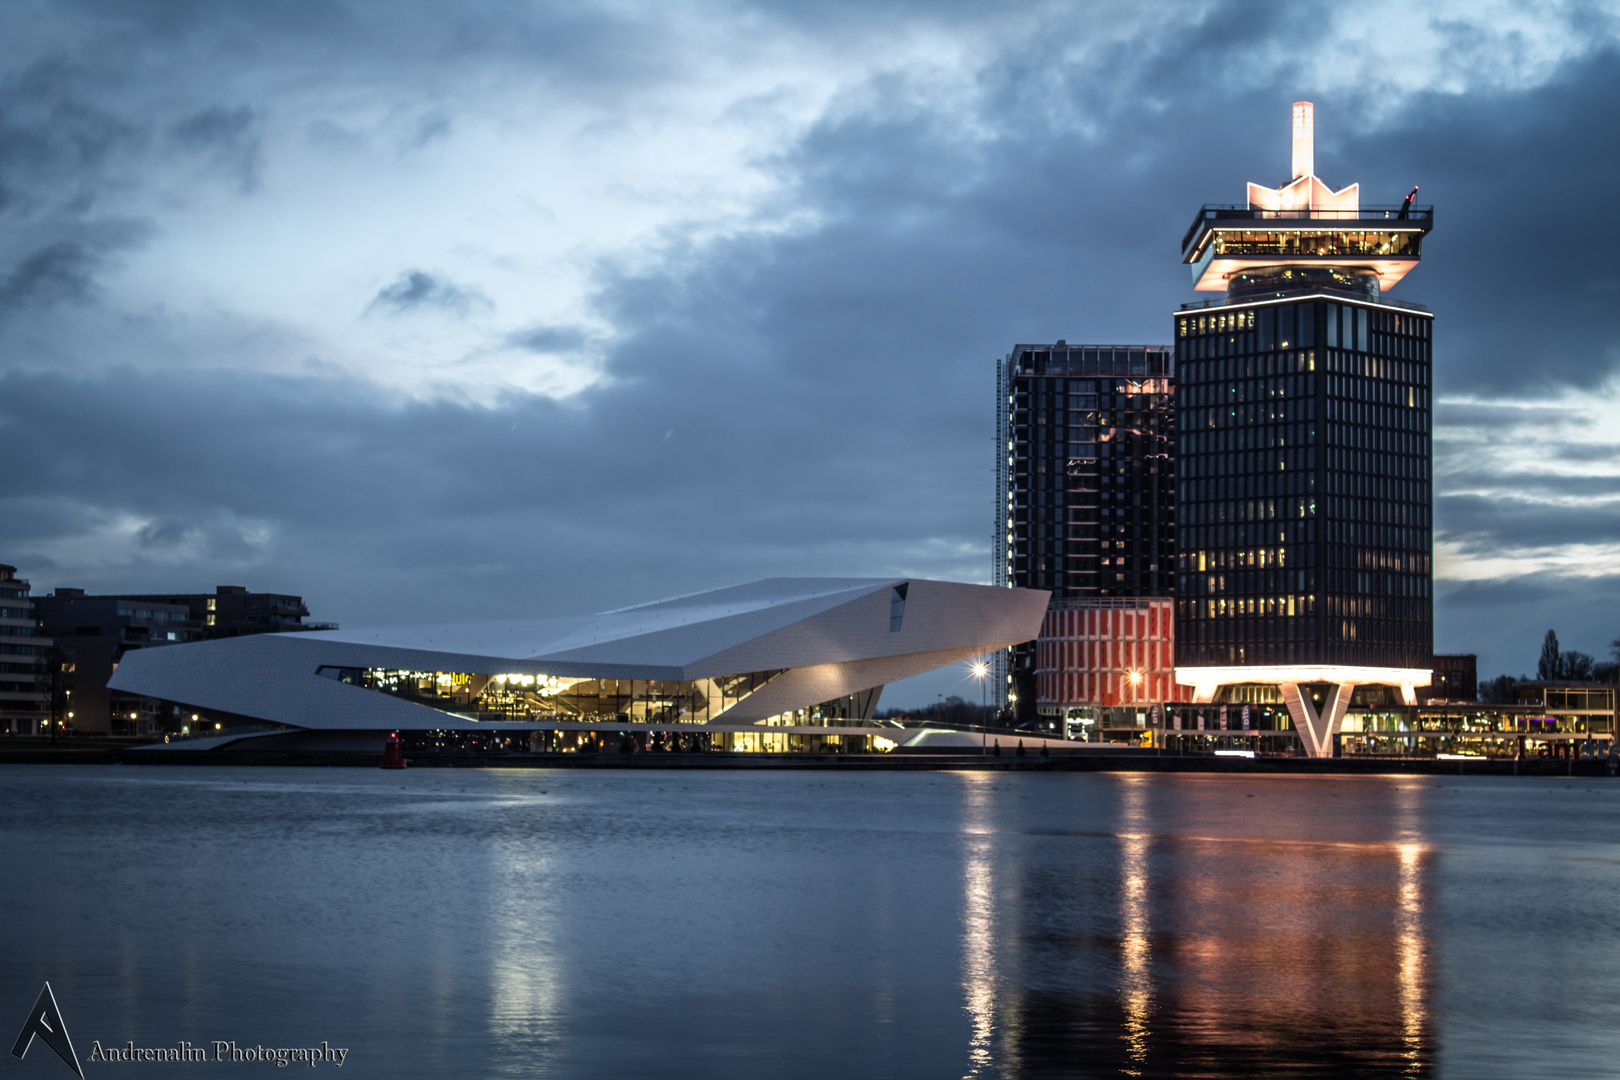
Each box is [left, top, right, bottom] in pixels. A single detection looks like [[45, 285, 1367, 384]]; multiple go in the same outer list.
[[1280, 683, 1355, 758]]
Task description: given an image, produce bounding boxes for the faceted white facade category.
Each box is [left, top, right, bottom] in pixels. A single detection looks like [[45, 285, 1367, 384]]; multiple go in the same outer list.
[[110, 578, 1049, 741]]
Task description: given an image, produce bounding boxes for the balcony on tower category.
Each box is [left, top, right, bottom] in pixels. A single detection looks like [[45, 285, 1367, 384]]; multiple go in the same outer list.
[[1180, 101, 1433, 300]]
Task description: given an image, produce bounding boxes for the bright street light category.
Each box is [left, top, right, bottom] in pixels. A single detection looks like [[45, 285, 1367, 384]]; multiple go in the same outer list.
[[969, 660, 989, 755]]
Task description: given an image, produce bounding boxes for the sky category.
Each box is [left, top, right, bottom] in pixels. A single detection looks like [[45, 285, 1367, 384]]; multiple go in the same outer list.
[[2, 0, 1620, 707]]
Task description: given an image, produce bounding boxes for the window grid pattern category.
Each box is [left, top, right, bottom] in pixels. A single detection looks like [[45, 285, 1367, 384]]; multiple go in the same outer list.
[[1174, 299, 1433, 668], [1004, 346, 1177, 601]]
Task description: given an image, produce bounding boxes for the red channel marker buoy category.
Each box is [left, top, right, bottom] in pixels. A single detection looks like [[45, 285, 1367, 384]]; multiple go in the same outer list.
[[381, 732, 408, 770]]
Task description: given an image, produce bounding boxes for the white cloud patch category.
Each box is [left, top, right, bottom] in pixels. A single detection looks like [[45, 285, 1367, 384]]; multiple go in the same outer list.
[[1437, 539, 1620, 581], [1, 1, 1610, 404]]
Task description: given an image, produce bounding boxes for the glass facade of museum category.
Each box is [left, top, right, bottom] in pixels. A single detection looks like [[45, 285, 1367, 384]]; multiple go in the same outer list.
[[396, 726, 902, 756], [1174, 297, 1433, 670], [317, 664, 886, 737]]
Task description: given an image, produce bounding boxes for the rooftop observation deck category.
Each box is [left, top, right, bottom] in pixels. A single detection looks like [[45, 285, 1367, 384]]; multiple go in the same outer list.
[[1181, 204, 1436, 257], [1182, 204, 1435, 293]]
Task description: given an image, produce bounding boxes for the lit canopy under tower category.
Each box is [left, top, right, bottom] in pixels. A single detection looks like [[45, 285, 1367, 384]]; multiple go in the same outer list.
[[1181, 101, 1433, 298]]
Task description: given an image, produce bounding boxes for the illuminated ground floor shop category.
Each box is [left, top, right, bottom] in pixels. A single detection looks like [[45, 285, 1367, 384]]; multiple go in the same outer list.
[[1097, 681, 1616, 759]]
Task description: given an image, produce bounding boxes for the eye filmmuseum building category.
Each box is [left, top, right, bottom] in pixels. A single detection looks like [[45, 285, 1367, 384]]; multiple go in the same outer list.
[[1174, 101, 1435, 755], [108, 578, 1049, 753]]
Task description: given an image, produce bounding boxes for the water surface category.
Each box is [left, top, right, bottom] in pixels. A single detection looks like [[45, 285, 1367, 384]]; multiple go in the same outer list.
[[3, 766, 1617, 1078]]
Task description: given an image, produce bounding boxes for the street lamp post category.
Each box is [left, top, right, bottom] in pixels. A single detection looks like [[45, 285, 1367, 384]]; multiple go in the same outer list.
[[971, 661, 989, 755], [1128, 670, 1142, 749]]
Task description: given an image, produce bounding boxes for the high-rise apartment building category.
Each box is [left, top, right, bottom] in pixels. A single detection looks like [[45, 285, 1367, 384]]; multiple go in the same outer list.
[[0, 565, 52, 735], [995, 344, 1177, 718], [1173, 101, 1435, 756]]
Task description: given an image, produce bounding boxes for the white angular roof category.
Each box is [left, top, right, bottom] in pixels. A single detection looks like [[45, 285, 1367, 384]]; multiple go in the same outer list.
[[110, 577, 1048, 731]]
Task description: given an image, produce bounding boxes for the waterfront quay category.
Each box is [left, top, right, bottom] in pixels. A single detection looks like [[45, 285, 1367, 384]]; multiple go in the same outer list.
[[1, 739, 1612, 776]]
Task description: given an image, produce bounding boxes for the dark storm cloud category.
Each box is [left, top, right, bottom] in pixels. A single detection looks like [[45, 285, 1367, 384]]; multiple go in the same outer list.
[[1431, 391, 1620, 560], [0, 63, 143, 180], [170, 105, 261, 190], [45, 0, 717, 108], [1550, 442, 1620, 465], [0, 53, 164, 313], [508, 324, 588, 353], [1340, 51, 1620, 395], [0, 220, 149, 313], [1438, 492, 1620, 551], [171, 105, 252, 145], [0, 362, 973, 625], [135, 519, 191, 549], [366, 271, 489, 316], [0, 242, 97, 308]]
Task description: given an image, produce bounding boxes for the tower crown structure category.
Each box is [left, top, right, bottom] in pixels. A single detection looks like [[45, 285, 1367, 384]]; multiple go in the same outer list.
[[1292, 100, 1314, 179], [1180, 101, 1432, 298]]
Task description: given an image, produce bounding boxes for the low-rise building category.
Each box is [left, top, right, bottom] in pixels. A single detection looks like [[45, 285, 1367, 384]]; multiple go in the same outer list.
[[118, 585, 321, 637], [1337, 682, 1615, 758], [34, 585, 329, 736], [1418, 653, 1477, 702], [1034, 597, 1188, 740]]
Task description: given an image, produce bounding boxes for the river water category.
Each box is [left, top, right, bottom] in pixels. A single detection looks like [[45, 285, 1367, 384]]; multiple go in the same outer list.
[[2, 766, 1616, 1078]]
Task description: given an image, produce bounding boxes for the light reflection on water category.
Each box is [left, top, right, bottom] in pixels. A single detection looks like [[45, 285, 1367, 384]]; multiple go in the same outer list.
[[2, 767, 1618, 1079], [1397, 843, 1426, 1073], [1115, 776, 1153, 1077], [960, 776, 999, 1079], [488, 830, 564, 1073]]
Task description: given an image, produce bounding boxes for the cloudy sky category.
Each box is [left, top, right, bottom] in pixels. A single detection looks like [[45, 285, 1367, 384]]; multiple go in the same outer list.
[[2, 0, 1619, 705]]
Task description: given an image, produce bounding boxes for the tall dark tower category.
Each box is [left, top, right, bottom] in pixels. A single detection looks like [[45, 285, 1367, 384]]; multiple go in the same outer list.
[[1173, 101, 1435, 757]]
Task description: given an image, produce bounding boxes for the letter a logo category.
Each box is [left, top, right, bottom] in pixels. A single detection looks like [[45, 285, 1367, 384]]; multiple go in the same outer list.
[[10, 982, 83, 1078]]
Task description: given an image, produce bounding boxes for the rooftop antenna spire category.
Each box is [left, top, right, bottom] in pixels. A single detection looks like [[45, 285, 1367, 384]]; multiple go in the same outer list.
[[1291, 101, 1314, 179]]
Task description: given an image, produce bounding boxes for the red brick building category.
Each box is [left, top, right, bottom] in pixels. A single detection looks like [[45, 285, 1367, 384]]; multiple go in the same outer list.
[[1035, 598, 1189, 721]]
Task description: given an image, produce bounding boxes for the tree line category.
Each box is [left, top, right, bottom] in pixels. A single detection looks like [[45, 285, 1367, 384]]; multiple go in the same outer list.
[[875, 695, 1003, 727], [1480, 629, 1620, 703]]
